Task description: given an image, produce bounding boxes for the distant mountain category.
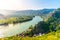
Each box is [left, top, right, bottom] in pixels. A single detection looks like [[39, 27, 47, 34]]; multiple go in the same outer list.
[[0, 9, 55, 17], [9, 9, 55, 17], [0, 14, 6, 19]]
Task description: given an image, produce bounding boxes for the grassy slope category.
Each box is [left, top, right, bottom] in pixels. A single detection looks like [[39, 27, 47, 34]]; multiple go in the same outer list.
[[0, 31, 60, 40]]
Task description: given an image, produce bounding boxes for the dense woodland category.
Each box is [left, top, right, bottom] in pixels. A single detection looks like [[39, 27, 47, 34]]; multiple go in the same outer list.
[[0, 8, 60, 40]]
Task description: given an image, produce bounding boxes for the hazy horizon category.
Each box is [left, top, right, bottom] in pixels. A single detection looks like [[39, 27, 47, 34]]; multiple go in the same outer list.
[[0, 0, 60, 10]]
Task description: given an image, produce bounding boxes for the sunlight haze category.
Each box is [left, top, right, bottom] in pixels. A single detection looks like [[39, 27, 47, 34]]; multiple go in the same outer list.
[[0, 0, 60, 10]]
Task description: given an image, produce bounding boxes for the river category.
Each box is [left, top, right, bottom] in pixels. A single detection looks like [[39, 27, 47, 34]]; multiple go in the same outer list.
[[0, 16, 43, 38]]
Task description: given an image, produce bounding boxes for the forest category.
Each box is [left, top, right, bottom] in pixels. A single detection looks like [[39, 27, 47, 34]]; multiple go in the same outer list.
[[0, 8, 60, 40]]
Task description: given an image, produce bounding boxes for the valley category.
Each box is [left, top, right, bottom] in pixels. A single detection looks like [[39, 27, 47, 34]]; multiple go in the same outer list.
[[0, 8, 60, 40]]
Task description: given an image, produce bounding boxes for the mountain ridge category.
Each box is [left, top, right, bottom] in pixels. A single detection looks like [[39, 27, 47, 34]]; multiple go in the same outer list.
[[0, 9, 55, 18]]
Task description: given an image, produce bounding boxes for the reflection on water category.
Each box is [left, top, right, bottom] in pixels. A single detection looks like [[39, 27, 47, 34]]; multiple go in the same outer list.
[[0, 16, 43, 38]]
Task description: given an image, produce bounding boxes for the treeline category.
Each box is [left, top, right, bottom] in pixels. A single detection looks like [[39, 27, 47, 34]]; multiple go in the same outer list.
[[23, 8, 60, 37], [0, 16, 34, 25]]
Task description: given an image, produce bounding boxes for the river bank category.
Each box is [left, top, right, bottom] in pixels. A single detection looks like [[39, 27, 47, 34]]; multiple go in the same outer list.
[[0, 16, 43, 38]]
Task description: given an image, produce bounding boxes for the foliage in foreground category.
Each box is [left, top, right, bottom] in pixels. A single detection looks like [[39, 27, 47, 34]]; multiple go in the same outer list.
[[0, 31, 60, 40]]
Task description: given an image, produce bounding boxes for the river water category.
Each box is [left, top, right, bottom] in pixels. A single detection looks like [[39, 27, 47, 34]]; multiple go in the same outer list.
[[0, 16, 43, 38]]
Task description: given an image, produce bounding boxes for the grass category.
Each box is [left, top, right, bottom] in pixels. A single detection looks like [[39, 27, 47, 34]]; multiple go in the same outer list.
[[0, 31, 60, 40], [0, 16, 33, 24]]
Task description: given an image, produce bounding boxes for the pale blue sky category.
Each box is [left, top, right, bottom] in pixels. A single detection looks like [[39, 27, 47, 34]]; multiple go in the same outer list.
[[0, 0, 60, 10], [23, 0, 60, 9]]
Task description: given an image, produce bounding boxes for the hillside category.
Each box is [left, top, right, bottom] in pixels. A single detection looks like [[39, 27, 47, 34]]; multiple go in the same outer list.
[[0, 9, 60, 40], [0, 9, 55, 17], [0, 10, 60, 40], [22, 8, 60, 37], [47, 8, 60, 31]]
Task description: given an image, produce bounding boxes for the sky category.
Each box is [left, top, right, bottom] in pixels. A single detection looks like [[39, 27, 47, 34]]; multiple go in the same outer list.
[[0, 0, 60, 10]]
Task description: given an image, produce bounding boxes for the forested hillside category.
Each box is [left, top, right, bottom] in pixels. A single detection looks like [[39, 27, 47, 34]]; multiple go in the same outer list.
[[0, 8, 60, 40]]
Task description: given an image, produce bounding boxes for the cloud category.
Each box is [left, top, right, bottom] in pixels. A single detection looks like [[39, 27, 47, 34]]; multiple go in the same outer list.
[[0, 0, 23, 10]]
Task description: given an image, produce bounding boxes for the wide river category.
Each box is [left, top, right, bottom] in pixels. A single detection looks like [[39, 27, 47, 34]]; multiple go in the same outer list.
[[0, 16, 43, 38]]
